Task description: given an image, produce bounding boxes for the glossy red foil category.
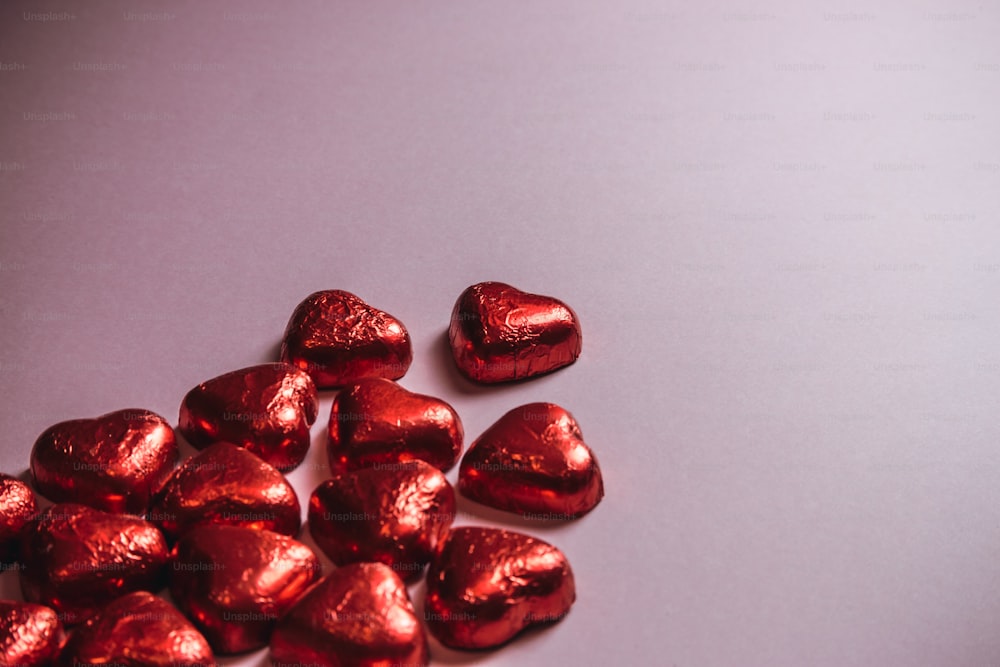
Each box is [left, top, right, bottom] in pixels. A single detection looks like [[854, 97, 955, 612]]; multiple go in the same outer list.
[[150, 442, 301, 541], [178, 362, 318, 471], [58, 591, 215, 667], [170, 524, 321, 654], [459, 402, 603, 519], [19, 503, 168, 625], [327, 378, 463, 474], [0, 473, 38, 563], [0, 600, 63, 666], [448, 282, 582, 383], [280, 290, 412, 389], [425, 526, 576, 649], [29, 408, 178, 514], [308, 459, 455, 580], [270, 562, 428, 667]]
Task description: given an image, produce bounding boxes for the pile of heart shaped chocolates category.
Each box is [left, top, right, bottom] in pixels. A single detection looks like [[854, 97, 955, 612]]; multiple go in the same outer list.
[[0, 281, 604, 666]]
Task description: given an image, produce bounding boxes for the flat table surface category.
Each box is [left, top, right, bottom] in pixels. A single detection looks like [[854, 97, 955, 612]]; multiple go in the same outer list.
[[2, 2, 1000, 666]]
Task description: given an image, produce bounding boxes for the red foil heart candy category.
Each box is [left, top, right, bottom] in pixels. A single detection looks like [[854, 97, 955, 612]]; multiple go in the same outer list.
[[424, 526, 576, 649], [327, 378, 463, 474], [270, 562, 428, 667], [19, 503, 168, 625], [459, 402, 604, 519], [308, 459, 455, 579], [448, 281, 582, 383], [280, 290, 412, 389], [30, 409, 178, 514], [149, 442, 301, 541], [0, 473, 38, 564], [178, 362, 318, 471], [0, 600, 63, 666], [169, 524, 321, 654], [58, 591, 215, 667]]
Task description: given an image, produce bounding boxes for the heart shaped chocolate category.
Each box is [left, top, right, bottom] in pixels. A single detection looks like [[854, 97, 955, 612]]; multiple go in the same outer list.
[[280, 290, 412, 389], [150, 442, 301, 541], [425, 526, 576, 649], [30, 408, 178, 514], [459, 402, 603, 518], [448, 281, 582, 383], [19, 503, 169, 625], [178, 362, 318, 470], [327, 378, 463, 474], [170, 524, 321, 654], [59, 591, 215, 666], [308, 459, 455, 579], [0, 473, 38, 564], [270, 562, 428, 667], [0, 600, 63, 666]]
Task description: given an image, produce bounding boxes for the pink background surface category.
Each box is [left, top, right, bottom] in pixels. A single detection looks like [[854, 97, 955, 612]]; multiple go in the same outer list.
[[2, 1, 1000, 665]]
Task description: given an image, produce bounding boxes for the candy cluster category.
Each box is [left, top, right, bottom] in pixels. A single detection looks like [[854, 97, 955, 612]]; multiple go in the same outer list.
[[0, 281, 604, 666]]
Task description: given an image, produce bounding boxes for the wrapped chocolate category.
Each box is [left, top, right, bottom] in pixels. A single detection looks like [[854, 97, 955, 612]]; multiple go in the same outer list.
[[309, 459, 455, 579], [19, 504, 168, 625], [150, 442, 301, 541], [459, 402, 603, 519], [169, 524, 321, 654], [0, 473, 38, 563], [270, 562, 428, 667], [449, 282, 582, 382], [178, 362, 318, 470], [59, 591, 215, 666], [30, 409, 177, 514], [425, 526, 575, 649], [0, 600, 63, 666], [280, 290, 412, 389], [327, 378, 463, 474]]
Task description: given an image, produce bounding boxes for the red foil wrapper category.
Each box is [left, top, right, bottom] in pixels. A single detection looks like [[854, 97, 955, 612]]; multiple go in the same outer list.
[[448, 282, 582, 383], [58, 591, 215, 667], [29, 409, 178, 514], [19, 503, 168, 625], [178, 362, 318, 471], [425, 526, 576, 649], [308, 459, 455, 580], [270, 562, 428, 667], [149, 442, 301, 541], [0, 600, 63, 666], [459, 402, 603, 519], [280, 290, 412, 389], [169, 524, 321, 654], [0, 473, 38, 564], [327, 378, 463, 474]]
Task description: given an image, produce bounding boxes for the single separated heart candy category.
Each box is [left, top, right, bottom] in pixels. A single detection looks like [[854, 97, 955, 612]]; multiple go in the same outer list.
[[327, 378, 463, 474], [280, 290, 412, 389], [459, 403, 603, 519], [19, 504, 168, 624], [425, 526, 575, 649], [58, 591, 215, 667], [270, 562, 428, 667], [170, 525, 321, 654], [308, 459, 455, 579], [0, 600, 63, 667], [30, 408, 177, 514], [150, 442, 301, 541], [0, 473, 38, 564], [178, 362, 318, 471], [448, 281, 582, 383]]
